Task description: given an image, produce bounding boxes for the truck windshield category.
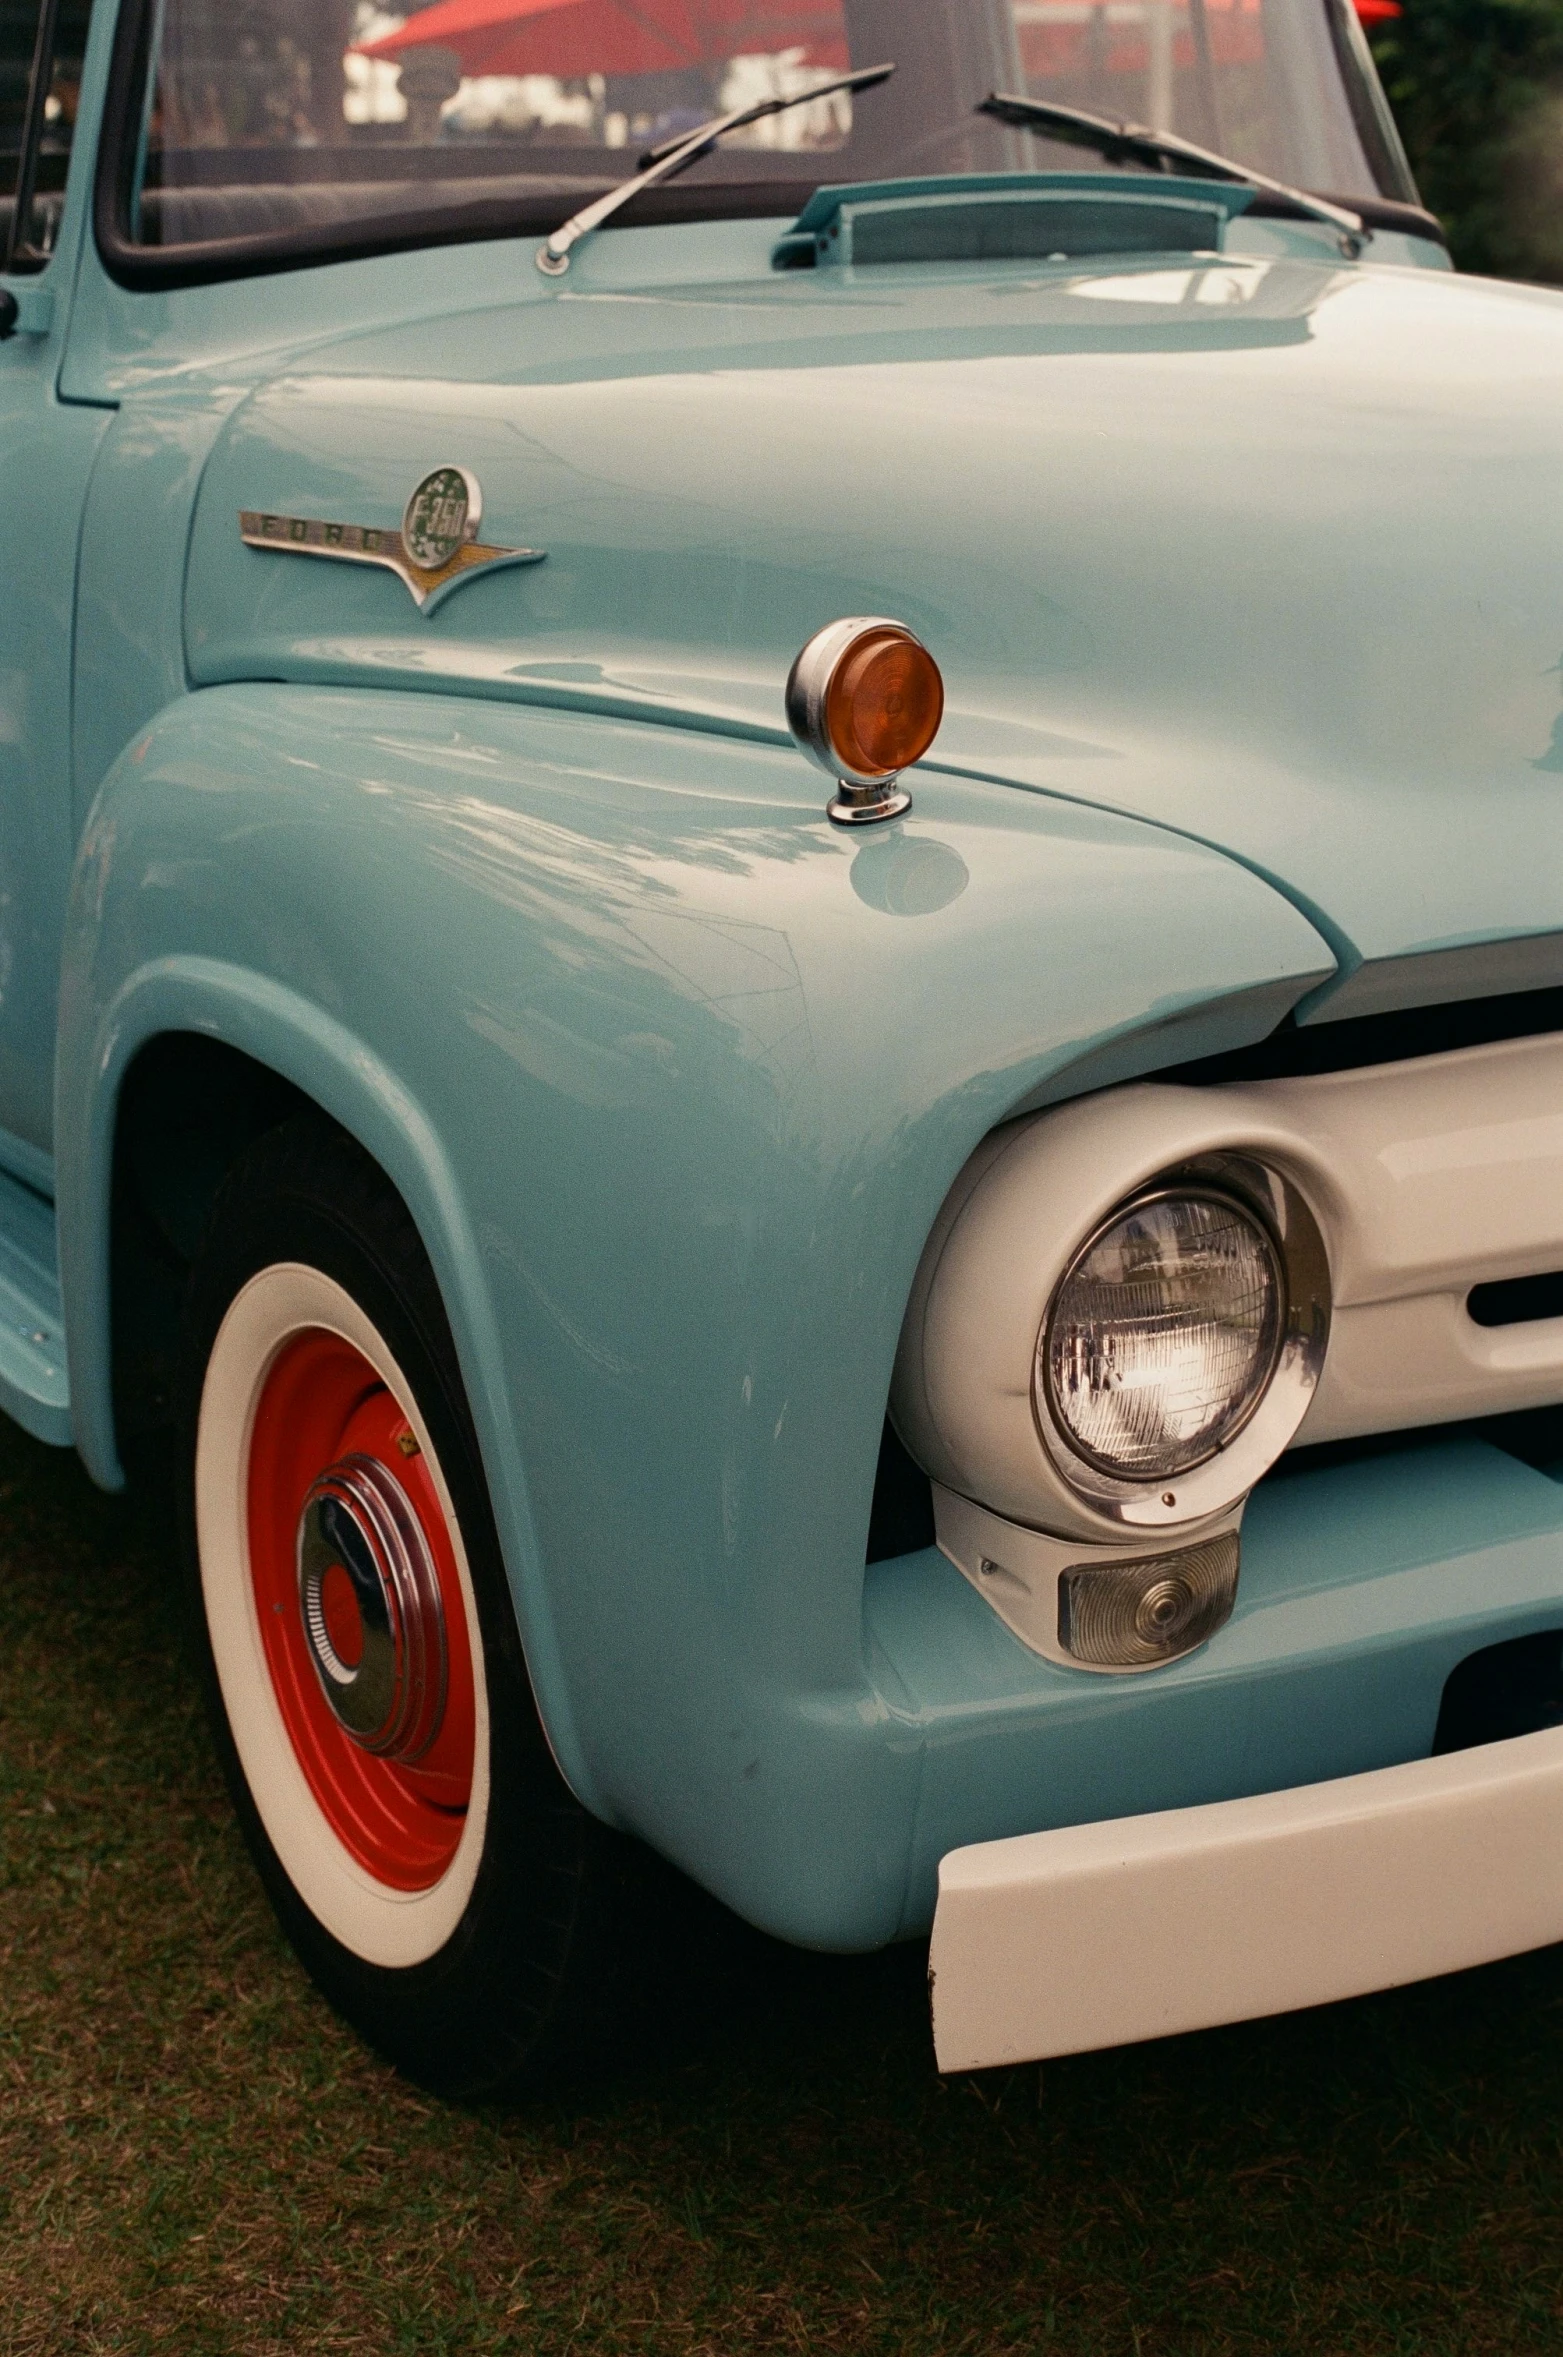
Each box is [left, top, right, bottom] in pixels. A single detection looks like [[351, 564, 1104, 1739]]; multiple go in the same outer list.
[[111, 0, 1417, 274]]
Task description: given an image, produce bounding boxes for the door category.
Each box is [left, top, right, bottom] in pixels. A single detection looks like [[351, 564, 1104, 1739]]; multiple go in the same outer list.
[[0, 0, 108, 1182]]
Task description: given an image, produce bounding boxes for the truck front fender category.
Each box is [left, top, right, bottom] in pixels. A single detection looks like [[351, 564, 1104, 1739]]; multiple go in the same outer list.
[[56, 681, 1333, 1942]]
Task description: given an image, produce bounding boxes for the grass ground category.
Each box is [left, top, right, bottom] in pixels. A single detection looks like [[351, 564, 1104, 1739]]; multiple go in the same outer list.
[[3, 1415, 1563, 2356]]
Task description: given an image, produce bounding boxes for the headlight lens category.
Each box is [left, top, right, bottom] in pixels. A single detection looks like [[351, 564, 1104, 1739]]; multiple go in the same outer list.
[[1040, 1189, 1285, 1482]]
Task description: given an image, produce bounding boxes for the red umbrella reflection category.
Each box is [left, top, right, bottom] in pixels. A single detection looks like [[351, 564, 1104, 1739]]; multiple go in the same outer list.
[[356, 0, 849, 80]]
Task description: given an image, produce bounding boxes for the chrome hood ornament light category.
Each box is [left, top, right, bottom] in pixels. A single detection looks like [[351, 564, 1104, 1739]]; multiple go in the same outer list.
[[787, 618, 945, 825]]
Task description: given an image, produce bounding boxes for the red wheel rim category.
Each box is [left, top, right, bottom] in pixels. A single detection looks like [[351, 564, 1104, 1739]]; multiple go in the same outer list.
[[247, 1331, 476, 1891]]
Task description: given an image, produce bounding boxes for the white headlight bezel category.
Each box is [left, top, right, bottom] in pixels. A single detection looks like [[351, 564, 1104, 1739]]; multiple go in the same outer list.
[[1032, 1155, 1330, 1529], [889, 1091, 1338, 1545]]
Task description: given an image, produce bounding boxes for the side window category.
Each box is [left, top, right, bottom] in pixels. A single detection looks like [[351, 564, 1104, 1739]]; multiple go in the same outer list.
[[2, 0, 91, 273]]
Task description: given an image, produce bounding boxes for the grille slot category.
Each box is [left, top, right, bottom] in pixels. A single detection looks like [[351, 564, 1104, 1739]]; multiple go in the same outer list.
[[1468, 1272, 1563, 1329]]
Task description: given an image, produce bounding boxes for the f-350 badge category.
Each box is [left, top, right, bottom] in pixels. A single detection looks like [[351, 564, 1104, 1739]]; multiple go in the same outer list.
[[240, 466, 545, 614]]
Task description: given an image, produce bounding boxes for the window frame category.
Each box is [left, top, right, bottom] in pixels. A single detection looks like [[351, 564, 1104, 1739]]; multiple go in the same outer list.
[[1321, 0, 1419, 206]]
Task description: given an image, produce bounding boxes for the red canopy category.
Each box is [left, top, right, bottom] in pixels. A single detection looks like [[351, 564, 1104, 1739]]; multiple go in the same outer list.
[[357, 0, 849, 80]]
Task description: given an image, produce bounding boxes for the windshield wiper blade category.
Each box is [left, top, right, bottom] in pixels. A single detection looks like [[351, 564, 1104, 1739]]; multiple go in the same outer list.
[[537, 62, 895, 277], [978, 91, 1363, 255]]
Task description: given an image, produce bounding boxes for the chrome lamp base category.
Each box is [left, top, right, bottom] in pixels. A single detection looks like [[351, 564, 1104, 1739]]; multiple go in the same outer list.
[[827, 777, 912, 826]]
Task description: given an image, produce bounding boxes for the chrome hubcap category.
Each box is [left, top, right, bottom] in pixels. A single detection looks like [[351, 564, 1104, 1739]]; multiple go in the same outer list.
[[296, 1455, 447, 1761]]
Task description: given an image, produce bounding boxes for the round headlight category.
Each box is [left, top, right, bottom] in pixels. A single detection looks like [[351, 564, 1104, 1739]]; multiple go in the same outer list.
[[1040, 1188, 1285, 1483]]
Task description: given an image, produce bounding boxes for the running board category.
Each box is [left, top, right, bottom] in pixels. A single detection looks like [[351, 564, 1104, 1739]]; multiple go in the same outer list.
[[0, 1166, 70, 1446]]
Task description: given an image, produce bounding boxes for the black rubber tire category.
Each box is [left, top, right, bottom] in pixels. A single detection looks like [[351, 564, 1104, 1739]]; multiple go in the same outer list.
[[177, 1113, 642, 2099]]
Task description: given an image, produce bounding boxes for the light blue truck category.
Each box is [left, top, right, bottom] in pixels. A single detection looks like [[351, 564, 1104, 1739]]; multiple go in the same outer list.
[[6, 0, 1563, 2096]]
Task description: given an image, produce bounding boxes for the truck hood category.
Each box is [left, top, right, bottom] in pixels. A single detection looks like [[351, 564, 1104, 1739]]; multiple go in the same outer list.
[[186, 249, 1563, 1021]]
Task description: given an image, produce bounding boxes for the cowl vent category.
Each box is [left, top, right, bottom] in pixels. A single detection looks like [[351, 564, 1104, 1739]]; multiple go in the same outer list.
[[773, 171, 1250, 269]]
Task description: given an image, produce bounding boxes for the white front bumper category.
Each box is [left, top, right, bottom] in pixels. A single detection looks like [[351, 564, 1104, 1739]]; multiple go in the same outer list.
[[929, 1725, 1563, 2072]]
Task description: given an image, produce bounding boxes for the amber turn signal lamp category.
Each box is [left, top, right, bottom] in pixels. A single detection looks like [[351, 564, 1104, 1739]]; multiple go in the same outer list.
[[786, 617, 945, 825]]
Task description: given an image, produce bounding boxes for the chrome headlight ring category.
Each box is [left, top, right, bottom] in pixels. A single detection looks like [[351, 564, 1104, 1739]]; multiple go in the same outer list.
[[1031, 1154, 1332, 1531]]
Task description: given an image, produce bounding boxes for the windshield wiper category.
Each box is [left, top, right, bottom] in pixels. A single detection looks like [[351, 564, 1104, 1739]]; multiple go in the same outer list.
[[536, 62, 895, 277], [978, 92, 1363, 256]]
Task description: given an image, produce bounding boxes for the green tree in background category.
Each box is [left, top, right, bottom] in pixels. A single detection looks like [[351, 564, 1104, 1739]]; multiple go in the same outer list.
[[1370, 0, 1563, 280]]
